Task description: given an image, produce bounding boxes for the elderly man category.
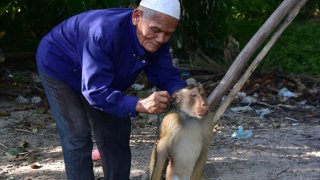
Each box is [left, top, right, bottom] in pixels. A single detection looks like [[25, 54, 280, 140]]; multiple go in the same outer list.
[[36, 0, 186, 179]]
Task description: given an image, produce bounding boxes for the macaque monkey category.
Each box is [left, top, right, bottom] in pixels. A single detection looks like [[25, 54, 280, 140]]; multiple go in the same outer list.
[[149, 84, 213, 180]]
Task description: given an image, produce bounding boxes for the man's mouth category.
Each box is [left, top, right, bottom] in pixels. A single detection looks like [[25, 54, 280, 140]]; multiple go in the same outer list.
[[146, 41, 160, 47]]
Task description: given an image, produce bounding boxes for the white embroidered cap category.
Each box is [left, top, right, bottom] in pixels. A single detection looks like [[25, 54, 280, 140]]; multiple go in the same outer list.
[[139, 0, 181, 20]]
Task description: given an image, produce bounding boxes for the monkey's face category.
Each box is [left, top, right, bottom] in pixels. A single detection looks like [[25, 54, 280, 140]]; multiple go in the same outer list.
[[176, 87, 209, 119]]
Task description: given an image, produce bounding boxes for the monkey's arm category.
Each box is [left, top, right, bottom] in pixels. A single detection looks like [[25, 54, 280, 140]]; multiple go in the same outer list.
[[191, 113, 213, 180], [190, 147, 208, 180], [148, 145, 158, 179], [149, 137, 170, 180]]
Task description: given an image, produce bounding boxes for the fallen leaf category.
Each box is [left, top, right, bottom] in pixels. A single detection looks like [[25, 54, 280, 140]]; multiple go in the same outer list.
[[30, 162, 43, 169], [32, 128, 38, 133], [19, 141, 29, 148], [6, 147, 27, 156], [0, 111, 10, 116]]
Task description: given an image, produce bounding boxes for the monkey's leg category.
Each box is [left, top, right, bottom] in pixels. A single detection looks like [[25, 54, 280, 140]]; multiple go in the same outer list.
[[191, 148, 208, 180], [150, 139, 169, 180]]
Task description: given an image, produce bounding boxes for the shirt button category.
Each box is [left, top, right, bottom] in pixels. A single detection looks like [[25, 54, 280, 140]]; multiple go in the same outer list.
[[142, 60, 146, 63], [129, 113, 132, 116], [73, 69, 77, 72], [133, 53, 136, 57]]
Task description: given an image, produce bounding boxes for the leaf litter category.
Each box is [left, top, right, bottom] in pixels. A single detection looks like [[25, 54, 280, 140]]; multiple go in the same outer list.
[[0, 69, 319, 179]]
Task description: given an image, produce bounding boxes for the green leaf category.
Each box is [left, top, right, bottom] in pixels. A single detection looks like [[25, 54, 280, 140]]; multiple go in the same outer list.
[[6, 147, 27, 156], [0, 2, 11, 17]]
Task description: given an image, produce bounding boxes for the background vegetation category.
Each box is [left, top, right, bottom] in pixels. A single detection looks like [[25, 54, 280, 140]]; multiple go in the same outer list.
[[0, 0, 319, 74]]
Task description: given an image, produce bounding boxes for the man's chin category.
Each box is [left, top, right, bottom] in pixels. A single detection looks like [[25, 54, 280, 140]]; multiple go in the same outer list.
[[144, 45, 160, 53]]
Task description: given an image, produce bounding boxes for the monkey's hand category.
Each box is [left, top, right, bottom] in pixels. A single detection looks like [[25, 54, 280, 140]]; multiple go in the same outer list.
[[136, 91, 171, 114]]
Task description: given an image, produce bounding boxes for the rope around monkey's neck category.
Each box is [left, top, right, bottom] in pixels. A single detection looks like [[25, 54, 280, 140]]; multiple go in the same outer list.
[[156, 114, 161, 140]]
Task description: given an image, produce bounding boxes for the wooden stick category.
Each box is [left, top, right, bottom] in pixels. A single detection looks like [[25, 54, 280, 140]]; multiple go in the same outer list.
[[0, 142, 8, 149], [15, 128, 59, 138], [207, 0, 300, 111], [277, 167, 291, 176], [212, 0, 309, 125]]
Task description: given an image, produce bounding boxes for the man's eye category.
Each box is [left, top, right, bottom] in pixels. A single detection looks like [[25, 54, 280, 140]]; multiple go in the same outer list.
[[151, 28, 160, 33]]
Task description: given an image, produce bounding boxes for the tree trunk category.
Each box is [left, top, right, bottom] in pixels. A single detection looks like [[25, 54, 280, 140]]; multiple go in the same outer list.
[[211, 0, 309, 125], [207, 0, 300, 111]]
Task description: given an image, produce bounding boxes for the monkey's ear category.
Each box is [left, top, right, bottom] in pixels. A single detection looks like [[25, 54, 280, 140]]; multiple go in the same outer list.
[[172, 91, 181, 104]]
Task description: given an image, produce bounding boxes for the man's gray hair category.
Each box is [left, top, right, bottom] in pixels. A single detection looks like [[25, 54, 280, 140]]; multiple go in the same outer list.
[[137, 6, 157, 21]]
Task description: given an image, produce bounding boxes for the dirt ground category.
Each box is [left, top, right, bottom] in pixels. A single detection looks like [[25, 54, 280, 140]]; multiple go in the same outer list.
[[0, 71, 320, 180]]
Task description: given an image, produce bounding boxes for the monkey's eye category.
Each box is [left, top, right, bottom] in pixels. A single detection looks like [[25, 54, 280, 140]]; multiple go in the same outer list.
[[191, 93, 197, 97]]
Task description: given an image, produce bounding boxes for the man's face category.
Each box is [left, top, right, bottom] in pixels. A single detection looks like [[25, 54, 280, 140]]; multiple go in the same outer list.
[[133, 10, 179, 53]]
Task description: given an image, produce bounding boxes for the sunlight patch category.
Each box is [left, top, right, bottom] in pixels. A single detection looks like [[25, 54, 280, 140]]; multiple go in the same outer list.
[[305, 151, 320, 157]]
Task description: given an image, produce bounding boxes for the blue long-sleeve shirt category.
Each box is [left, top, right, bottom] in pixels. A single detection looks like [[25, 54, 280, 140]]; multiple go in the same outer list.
[[36, 8, 186, 118]]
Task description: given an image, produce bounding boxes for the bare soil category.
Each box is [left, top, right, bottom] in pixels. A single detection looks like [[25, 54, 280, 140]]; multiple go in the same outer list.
[[0, 71, 319, 180]]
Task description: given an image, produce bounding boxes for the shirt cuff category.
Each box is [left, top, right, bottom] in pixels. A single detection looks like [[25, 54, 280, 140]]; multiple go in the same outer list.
[[123, 95, 139, 117]]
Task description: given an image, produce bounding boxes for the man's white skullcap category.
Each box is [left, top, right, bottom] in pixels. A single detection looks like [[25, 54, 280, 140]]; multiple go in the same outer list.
[[139, 0, 181, 20]]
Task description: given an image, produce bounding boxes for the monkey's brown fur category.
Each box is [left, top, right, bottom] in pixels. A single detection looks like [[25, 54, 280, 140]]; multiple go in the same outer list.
[[149, 85, 213, 180]]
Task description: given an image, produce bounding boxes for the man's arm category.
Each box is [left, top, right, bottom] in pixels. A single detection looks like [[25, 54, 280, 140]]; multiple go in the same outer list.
[[81, 35, 140, 118], [144, 44, 187, 95]]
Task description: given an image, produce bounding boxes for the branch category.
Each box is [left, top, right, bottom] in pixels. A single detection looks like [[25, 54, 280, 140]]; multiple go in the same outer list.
[[211, 0, 309, 125], [207, 0, 300, 111]]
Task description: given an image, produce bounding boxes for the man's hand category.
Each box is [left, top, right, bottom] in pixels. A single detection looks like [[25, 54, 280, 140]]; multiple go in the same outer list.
[[136, 91, 171, 114]]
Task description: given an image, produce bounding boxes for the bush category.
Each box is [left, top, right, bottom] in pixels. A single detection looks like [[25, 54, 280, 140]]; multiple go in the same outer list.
[[261, 20, 320, 75]]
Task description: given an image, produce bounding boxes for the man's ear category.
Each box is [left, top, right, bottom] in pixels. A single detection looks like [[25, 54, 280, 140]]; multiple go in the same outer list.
[[132, 9, 142, 25]]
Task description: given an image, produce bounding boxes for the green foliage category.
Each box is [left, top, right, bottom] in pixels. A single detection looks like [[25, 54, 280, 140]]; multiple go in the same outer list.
[[0, 0, 132, 52], [0, 2, 11, 16], [0, 0, 319, 74], [172, 0, 283, 68], [172, 0, 320, 74], [261, 20, 320, 74]]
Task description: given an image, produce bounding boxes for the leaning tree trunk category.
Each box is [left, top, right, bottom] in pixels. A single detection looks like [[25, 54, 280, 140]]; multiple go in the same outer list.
[[207, 0, 301, 111], [206, 0, 310, 128], [211, 0, 309, 125]]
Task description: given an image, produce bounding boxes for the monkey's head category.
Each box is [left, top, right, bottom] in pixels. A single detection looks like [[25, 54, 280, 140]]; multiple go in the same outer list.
[[173, 85, 209, 119]]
